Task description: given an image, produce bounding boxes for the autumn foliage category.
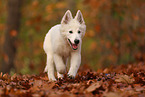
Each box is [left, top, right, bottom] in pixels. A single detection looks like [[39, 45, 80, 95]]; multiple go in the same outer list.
[[0, 0, 145, 74], [0, 62, 144, 96]]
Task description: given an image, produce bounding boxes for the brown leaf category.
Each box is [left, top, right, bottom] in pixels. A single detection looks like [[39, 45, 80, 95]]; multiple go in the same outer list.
[[103, 92, 122, 97], [0, 72, 2, 79], [3, 74, 8, 80], [103, 68, 109, 73], [33, 80, 43, 87], [11, 73, 17, 81], [41, 82, 52, 90], [115, 75, 135, 84], [30, 80, 43, 92], [49, 82, 57, 89], [85, 81, 101, 93]]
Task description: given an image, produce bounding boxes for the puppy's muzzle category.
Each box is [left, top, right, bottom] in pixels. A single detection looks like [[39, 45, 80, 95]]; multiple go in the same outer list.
[[74, 39, 80, 45]]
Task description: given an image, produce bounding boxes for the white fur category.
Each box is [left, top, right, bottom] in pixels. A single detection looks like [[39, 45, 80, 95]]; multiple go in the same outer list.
[[43, 10, 86, 81]]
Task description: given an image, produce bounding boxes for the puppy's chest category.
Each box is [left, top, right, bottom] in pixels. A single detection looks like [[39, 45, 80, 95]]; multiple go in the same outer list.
[[55, 42, 71, 57]]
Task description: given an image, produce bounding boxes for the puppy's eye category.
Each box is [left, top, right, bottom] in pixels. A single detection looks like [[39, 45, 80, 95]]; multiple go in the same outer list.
[[78, 31, 81, 34], [69, 31, 73, 34]]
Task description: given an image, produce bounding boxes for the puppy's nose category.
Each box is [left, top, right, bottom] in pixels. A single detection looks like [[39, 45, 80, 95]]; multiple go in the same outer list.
[[74, 39, 79, 44]]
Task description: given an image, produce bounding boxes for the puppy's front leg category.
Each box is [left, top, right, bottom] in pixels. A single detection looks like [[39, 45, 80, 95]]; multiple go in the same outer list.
[[68, 52, 81, 78], [54, 54, 66, 74], [57, 57, 68, 79]]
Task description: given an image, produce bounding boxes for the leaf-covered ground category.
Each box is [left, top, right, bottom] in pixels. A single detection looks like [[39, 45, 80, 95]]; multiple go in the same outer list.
[[0, 62, 145, 97]]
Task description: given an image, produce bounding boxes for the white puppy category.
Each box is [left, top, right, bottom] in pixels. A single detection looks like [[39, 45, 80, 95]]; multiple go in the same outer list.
[[43, 10, 86, 81]]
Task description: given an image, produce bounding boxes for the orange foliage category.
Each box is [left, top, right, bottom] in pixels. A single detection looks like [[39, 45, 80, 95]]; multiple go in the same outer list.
[[32, 0, 39, 8], [112, 47, 120, 56], [3, 53, 9, 64], [55, 2, 66, 9], [132, 14, 139, 21], [90, 42, 97, 51], [9, 30, 17, 37], [45, 4, 54, 13], [95, 25, 101, 33], [105, 41, 111, 49], [87, 0, 107, 9], [122, 34, 131, 43], [85, 30, 95, 37], [0, 24, 5, 31], [108, 54, 117, 63], [139, 27, 145, 33]]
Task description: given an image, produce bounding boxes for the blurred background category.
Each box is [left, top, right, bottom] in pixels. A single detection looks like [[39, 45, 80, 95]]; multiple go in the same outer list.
[[0, 0, 145, 74]]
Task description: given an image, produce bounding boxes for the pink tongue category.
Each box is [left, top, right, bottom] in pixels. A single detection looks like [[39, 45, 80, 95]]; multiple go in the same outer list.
[[72, 44, 78, 49]]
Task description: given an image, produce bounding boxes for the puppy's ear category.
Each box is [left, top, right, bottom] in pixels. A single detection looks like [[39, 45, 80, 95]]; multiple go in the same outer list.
[[61, 10, 73, 24], [75, 10, 85, 24]]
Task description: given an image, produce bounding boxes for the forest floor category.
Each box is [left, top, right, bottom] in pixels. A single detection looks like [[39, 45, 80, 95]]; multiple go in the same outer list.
[[0, 62, 145, 97]]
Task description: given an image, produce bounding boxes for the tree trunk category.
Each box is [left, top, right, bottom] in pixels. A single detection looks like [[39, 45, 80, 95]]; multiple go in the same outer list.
[[1, 0, 22, 73]]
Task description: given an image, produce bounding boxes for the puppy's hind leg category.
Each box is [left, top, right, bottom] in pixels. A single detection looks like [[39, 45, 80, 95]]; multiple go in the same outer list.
[[46, 54, 56, 81], [44, 64, 48, 72]]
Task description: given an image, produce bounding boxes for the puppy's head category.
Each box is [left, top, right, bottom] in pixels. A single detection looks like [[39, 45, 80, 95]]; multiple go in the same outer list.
[[60, 10, 86, 50]]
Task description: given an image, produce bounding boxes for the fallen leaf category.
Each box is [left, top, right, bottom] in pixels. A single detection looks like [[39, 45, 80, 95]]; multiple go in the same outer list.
[[103, 92, 122, 97], [103, 68, 109, 73], [34, 80, 43, 86], [3, 74, 8, 80], [115, 75, 135, 84], [0, 62, 144, 96], [29, 80, 43, 92], [85, 81, 101, 93], [0, 72, 2, 79], [11, 73, 17, 81]]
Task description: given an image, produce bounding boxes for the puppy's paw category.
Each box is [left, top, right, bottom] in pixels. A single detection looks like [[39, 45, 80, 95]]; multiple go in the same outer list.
[[67, 74, 75, 79], [48, 75, 57, 81], [49, 77, 57, 81], [57, 72, 64, 79]]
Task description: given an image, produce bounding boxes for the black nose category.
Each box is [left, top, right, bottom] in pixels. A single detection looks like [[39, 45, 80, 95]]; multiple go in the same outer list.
[[74, 39, 80, 44]]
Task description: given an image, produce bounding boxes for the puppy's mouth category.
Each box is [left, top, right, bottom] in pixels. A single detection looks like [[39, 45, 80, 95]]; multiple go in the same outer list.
[[67, 39, 78, 50]]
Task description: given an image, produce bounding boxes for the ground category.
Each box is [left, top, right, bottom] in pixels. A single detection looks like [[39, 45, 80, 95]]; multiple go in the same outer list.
[[0, 62, 144, 97]]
